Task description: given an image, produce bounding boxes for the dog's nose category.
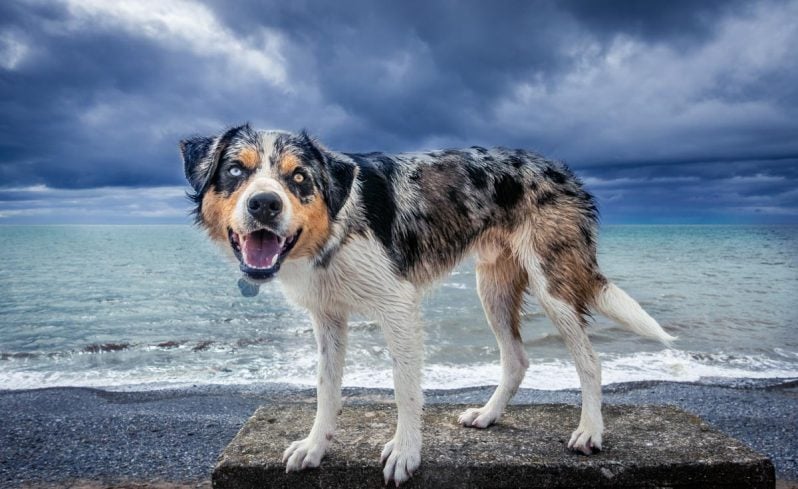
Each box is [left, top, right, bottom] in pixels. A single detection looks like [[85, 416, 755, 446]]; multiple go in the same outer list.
[[247, 192, 283, 222]]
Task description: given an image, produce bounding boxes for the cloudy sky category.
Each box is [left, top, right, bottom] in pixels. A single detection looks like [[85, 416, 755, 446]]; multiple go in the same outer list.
[[1, 0, 796, 224]]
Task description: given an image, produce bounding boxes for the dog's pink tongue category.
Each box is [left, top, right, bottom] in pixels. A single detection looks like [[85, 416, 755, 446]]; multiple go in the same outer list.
[[241, 231, 281, 269]]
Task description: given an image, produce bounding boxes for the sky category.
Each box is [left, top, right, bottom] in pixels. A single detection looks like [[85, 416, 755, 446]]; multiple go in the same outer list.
[[1, 0, 796, 224]]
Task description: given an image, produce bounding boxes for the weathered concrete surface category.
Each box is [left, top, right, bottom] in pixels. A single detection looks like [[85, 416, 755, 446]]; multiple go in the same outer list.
[[213, 404, 775, 488]]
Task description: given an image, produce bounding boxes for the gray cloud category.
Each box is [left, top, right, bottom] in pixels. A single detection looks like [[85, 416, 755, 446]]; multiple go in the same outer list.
[[0, 185, 189, 223], [0, 0, 796, 223]]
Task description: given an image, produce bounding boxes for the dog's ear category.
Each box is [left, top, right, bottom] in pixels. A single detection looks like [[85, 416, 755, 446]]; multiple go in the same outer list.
[[180, 136, 215, 194], [180, 124, 249, 195], [301, 131, 357, 219], [325, 155, 358, 218]]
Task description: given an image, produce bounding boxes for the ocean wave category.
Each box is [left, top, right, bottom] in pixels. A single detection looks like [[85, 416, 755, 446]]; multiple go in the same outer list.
[[1, 348, 796, 392], [0, 336, 278, 360], [343, 349, 798, 390]]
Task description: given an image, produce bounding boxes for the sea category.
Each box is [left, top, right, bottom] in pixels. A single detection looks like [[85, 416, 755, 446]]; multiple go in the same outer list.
[[1, 224, 796, 391]]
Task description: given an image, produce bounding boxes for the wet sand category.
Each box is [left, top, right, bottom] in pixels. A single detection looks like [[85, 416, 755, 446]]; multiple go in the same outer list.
[[1, 378, 796, 487]]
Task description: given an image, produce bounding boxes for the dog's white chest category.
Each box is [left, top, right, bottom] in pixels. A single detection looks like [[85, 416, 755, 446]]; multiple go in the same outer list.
[[277, 237, 416, 316]]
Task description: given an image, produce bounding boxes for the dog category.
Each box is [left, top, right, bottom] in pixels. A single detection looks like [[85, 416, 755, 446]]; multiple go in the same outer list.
[[180, 124, 674, 485]]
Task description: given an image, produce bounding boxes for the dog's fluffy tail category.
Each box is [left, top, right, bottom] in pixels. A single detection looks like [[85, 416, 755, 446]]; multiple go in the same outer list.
[[594, 282, 676, 345]]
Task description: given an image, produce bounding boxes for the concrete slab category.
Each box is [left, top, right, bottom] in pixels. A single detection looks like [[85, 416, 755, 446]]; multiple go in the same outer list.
[[212, 403, 775, 488]]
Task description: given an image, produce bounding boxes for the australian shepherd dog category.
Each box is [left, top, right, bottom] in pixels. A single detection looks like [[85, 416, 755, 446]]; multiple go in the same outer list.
[[180, 124, 674, 485]]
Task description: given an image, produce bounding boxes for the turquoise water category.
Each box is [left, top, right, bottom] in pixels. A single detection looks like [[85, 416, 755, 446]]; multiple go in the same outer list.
[[1, 225, 796, 390]]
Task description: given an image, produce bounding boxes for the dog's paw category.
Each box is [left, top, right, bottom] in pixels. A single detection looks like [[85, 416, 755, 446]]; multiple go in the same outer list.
[[282, 437, 327, 472], [380, 437, 421, 486], [458, 406, 500, 428], [567, 424, 603, 455]]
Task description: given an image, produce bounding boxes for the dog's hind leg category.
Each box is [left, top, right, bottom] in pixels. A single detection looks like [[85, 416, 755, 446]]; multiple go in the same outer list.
[[283, 310, 348, 471], [523, 250, 604, 455], [459, 251, 529, 428]]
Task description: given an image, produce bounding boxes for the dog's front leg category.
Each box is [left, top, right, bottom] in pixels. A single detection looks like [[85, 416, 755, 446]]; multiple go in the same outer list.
[[283, 310, 347, 471], [378, 306, 423, 486]]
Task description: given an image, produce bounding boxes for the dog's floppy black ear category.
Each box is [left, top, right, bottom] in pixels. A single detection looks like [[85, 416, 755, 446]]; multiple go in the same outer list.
[[301, 131, 357, 219], [180, 124, 249, 195], [180, 136, 215, 194]]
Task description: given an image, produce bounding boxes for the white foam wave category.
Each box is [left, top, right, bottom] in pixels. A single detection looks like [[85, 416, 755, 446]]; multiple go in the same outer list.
[[1, 348, 796, 391], [342, 349, 798, 390]]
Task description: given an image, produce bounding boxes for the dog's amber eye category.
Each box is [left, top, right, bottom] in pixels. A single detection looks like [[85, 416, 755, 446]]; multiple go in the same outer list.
[[228, 166, 243, 177], [293, 172, 305, 184]]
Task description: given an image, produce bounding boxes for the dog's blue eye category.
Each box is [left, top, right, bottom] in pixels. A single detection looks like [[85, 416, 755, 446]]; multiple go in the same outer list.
[[228, 166, 243, 177]]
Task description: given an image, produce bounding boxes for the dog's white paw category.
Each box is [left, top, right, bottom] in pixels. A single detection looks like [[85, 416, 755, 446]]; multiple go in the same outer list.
[[458, 406, 500, 428], [380, 437, 421, 486], [282, 437, 328, 472], [567, 423, 603, 455]]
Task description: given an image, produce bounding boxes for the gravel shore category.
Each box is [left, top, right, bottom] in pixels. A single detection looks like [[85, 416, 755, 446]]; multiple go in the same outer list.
[[1, 378, 796, 487]]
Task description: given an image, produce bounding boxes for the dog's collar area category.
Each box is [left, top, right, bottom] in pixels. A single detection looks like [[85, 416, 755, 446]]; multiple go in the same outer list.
[[237, 277, 261, 297], [228, 227, 301, 285]]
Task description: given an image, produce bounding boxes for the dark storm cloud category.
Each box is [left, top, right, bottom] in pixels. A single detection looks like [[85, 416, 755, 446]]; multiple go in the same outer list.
[[560, 0, 753, 44], [580, 157, 798, 223], [0, 1, 249, 189], [0, 0, 796, 222]]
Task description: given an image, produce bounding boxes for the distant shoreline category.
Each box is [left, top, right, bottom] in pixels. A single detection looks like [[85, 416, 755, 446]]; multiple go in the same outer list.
[[1, 378, 795, 487]]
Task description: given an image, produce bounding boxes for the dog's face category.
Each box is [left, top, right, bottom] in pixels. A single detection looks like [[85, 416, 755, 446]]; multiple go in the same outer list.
[[180, 125, 355, 282]]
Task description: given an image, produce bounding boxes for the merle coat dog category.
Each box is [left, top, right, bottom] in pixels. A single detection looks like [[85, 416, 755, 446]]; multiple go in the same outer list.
[[180, 125, 674, 485]]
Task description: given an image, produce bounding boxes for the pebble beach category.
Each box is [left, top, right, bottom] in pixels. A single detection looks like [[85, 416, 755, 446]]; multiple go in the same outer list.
[[1, 378, 796, 487]]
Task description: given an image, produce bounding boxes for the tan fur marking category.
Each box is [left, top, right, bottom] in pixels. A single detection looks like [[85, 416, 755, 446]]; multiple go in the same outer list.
[[238, 147, 260, 170], [525, 189, 606, 317], [476, 247, 529, 340], [285, 192, 331, 259], [278, 153, 301, 176], [201, 186, 247, 243]]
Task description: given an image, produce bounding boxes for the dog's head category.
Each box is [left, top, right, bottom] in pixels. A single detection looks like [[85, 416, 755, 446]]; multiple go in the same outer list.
[[180, 125, 356, 282]]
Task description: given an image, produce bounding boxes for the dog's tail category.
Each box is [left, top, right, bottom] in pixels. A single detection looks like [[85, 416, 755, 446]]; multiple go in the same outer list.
[[593, 282, 676, 345]]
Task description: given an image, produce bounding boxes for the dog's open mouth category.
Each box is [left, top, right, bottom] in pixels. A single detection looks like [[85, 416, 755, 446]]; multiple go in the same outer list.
[[229, 228, 301, 281]]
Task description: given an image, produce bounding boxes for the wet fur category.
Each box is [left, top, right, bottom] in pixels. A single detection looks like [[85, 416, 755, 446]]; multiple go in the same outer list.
[[180, 124, 673, 485]]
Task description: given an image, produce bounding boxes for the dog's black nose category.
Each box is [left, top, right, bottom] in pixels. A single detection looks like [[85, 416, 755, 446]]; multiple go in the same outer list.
[[247, 192, 283, 222]]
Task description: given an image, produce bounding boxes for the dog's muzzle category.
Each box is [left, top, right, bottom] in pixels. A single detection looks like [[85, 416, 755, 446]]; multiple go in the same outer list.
[[229, 227, 301, 283]]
